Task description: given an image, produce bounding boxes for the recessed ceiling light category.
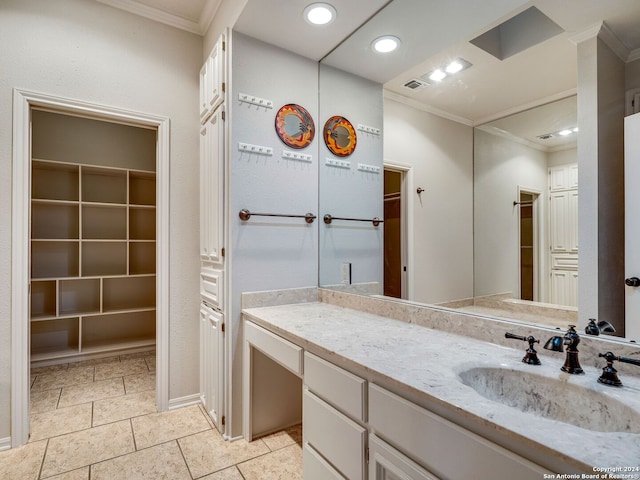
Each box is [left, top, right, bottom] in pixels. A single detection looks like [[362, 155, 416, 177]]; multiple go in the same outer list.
[[429, 69, 447, 82], [445, 61, 464, 74], [558, 129, 573, 136], [573, 127, 579, 132], [304, 3, 336, 25], [372, 35, 401, 53]]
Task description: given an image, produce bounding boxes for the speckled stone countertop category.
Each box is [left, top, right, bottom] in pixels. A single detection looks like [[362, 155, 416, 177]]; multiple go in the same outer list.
[[243, 301, 640, 474]]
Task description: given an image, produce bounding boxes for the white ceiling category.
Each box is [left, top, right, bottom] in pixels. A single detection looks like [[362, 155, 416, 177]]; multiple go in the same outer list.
[[98, 0, 640, 141]]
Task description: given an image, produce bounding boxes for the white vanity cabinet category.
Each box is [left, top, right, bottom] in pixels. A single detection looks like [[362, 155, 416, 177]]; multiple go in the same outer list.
[[368, 384, 551, 480], [368, 434, 438, 480], [303, 352, 367, 480]]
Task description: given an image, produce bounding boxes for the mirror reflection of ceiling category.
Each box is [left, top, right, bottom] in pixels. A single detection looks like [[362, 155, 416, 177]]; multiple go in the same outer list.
[[233, 0, 640, 126]]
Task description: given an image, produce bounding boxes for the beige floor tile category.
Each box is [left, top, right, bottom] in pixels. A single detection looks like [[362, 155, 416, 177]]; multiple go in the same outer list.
[[123, 372, 155, 394], [29, 402, 92, 442], [132, 404, 211, 450], [94, 358, 149, 381], [68, 356, 119, 368], [30, 388, 61, 414], [119, 351, 152, 360], [41, 420, 135, 478], [31, 363, 69, 375], [90, 441, 191, 480], [145, 355, 156, 372], [237, 443, 303, 480], [58, 377, 124, 408], [93, 390, 156, 426], [31, 366, 94, 392], [260, 423, 302, 451], [200, 466, 245, 480], [0, 439, 47, 480], [178, 429, 270, 478], [46, 466, 90, 479]]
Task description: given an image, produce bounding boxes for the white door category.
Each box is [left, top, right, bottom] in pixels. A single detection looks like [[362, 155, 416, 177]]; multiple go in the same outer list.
[[625, 112, 640, 340]]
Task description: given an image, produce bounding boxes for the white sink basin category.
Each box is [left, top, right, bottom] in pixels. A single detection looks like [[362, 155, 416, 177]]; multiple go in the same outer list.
[[458, 367, 640, 433]]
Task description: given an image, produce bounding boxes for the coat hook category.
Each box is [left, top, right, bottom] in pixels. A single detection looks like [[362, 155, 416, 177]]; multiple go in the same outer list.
[[416, 187, 425, 194]]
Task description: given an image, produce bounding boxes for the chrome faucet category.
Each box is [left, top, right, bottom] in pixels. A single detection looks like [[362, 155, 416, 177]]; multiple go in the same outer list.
[[544, 325, 584, 374]]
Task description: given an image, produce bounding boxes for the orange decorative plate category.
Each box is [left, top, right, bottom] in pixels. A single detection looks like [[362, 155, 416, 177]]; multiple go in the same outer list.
[[274, 104, 315, 149], [323, 116, 357, 157]]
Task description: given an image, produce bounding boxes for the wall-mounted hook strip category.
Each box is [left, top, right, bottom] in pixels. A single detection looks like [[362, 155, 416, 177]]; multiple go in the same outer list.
[[513, 201, 534, 206], [416, 187, 425, 194], [323, 214, 383, 227], [239, 209, 316, 224]]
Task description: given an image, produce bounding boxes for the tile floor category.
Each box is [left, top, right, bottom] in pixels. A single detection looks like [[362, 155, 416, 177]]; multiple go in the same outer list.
[[0, 351, 303, 479]]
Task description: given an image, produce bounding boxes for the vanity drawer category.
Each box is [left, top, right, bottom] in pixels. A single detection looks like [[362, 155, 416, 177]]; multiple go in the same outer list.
[[304, 389, 366, 480], [200, 267, 223, 309], [368, 384, 550, 480], [244, 321, 302, 376], [303, 443, 346, 480], [304, 352, 366, 422]]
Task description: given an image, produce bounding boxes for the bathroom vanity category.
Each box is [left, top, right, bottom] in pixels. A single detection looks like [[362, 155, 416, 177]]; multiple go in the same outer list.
[[242, 290, 640, 479]]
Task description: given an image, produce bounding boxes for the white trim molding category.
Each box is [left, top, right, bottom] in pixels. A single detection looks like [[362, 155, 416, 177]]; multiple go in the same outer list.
[[0, 437, 11, 452], [11, 89, 170, 447]]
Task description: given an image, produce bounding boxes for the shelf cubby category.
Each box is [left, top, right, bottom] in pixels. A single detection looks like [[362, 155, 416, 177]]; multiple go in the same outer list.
[[31, 317, 80, 358], [129, 172, 156, 206], [31, 241, 80, 278], [81, 310, 155, 351], [31, 154, 156, 362], [59, 278, 101, 315], [31, 280, 57, 318], [32, 203, 79, 239], [32, 161, 79, 201], [129, 207, 156, 240], [82, 205, 127, 239], [103, 275, 155, 311], [82, 166, 127, 204], [129, 242, 156, 275], [82, 242, 127, 276]]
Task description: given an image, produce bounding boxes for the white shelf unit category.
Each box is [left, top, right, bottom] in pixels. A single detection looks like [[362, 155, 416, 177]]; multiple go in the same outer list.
[[30, 159, 157, 362]]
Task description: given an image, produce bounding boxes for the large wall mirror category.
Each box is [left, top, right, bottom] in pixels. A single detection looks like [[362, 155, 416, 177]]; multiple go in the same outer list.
[[318, 0, 640, 342]]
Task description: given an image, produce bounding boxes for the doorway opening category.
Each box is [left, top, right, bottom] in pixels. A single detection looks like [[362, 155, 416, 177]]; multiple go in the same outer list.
[[517, 189, 540, 301], [383, 167, 407, 298], [12, 90, 169, 447]]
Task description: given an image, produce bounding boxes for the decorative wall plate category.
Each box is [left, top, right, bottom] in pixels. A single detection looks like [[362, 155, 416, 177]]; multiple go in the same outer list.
[[274, 104, 315, 149], [323, 116, 357, 157]]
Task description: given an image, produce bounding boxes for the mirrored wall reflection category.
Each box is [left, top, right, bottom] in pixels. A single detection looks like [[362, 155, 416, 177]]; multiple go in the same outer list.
[[447, 96, 579, 329]]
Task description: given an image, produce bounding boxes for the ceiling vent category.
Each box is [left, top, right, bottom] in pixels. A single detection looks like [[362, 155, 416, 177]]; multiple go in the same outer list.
[[403, 78, 429, 90], [537, 133, 554, 140]]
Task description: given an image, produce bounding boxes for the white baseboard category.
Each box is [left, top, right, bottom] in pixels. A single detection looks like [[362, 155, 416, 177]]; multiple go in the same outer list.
[[168, 393, 202, 410], [0, 437, 11, 451]]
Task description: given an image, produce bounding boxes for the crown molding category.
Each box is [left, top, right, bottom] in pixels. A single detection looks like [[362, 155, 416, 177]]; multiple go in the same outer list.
[[96, 0, 204, 34], [569, 21, 631, 62], [383, 90, 473, 126]]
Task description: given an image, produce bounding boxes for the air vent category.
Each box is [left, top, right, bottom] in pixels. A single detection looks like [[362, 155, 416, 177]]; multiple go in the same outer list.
[[537, 133, 554, 140], [403, 78, 429, 90]]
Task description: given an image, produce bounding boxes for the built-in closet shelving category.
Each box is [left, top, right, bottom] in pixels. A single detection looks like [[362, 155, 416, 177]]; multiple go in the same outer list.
[[30, 159, 156, 361]]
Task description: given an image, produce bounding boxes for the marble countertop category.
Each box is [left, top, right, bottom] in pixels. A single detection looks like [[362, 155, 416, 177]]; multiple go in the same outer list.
[[243, 301, 640, 473]]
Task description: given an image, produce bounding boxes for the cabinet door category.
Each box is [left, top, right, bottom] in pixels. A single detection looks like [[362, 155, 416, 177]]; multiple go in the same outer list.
[[200, 303, 224, 432], [200, 107, 225, 264], [369, 435, 439, 480], [199, 34, 225, 122]]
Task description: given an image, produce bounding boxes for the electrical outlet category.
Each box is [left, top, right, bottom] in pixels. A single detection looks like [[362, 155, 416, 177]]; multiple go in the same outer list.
[[341, 263, 352, 284]]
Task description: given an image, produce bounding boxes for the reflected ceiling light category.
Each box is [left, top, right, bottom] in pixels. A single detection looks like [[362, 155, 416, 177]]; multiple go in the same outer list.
[[445, 58, 472, 74], [558, 129, 573, 136], [429, 69, 447, 82], [304, 3, 336, 25], [372, 35, 401, 53], [573, 127, 579, 132]]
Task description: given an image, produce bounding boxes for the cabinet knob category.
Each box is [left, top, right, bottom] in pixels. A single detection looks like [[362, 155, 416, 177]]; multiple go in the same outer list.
[[625, 277, 640, 287]]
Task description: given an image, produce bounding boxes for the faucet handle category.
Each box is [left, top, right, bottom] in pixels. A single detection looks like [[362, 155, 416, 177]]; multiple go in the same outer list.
[[597, 352, 640, 387], [505, 332, 541, 365]]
